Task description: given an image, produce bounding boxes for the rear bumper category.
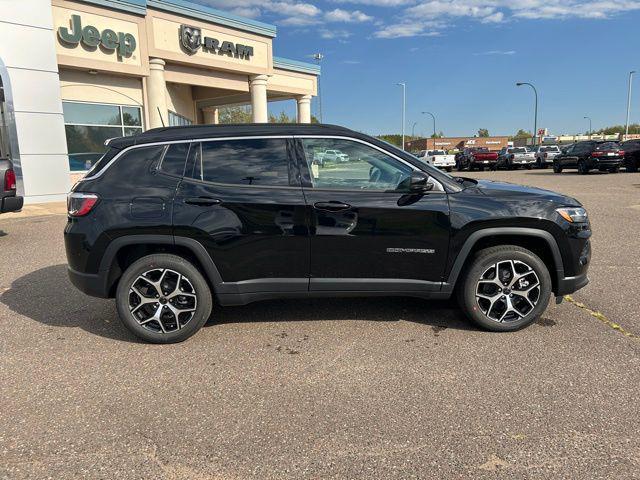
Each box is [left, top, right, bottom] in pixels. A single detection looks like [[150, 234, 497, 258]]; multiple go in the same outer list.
[[588, 158, 623, 168], [67, 266, 111, 298], [1, 195, 23, 213], [556, 273, 589, 296]]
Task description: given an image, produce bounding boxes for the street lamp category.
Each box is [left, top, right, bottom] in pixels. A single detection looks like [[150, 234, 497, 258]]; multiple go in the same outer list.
[[584, 116, 592, 138], [396, 82, 406, 150], [421, 111, 436, 149], [411, 121, 418, 138], [312, 53, 324, 122], [516, 82, 538, 147], [625, 70, 636, 140]]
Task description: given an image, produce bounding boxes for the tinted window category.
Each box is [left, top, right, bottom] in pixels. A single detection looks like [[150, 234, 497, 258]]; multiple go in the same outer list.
[[301, 138, 412, 191], [193, 138, 291, 186], [595, 142, 620, 151], [161, 143, 189, 177]]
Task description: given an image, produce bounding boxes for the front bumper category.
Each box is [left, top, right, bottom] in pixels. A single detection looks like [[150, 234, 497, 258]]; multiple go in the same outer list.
[[556, 273, 589, 296]]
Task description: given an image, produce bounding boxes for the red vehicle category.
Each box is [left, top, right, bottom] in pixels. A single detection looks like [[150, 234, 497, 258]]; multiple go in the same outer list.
[[456, 147, 499, 171]]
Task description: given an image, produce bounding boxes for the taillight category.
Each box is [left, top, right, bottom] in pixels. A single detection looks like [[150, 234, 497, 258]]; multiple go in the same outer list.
[[619, 150, 625, 156], [4, 169, 16, 191], [543, 152, 548, 158], [510, 154, 514, 160], [67, 192, 99, 217]]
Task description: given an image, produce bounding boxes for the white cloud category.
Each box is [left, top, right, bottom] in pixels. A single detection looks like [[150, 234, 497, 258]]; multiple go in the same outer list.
[[374, 21, 442, 38], [474, 49, 517, 55], [325, 8, 374, 22], [319, 28, 353, 39]]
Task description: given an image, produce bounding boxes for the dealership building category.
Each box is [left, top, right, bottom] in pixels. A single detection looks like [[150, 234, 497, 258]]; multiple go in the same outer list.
[[405, 136, 510, 153], [0, 0, 320, 202]]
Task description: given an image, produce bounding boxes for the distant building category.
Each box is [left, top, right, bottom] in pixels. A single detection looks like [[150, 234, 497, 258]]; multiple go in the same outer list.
[[405, 136, 510, 152]]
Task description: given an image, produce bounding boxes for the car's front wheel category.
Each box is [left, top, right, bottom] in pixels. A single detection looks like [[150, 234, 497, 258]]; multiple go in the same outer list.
[[457, 246, 552, 332], [553, 161, 562, 173], [116, 254, 213, 343]]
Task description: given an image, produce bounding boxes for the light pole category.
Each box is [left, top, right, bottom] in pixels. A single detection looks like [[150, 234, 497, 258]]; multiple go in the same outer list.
[[516, 82, 538, 147], [625, 70, 636, 140], [584, 116, 592, 138], [422, 111, 436, 149], [411, 121, 418, 138], [313, 53, 324, 122], [397, 82, 406, 150]]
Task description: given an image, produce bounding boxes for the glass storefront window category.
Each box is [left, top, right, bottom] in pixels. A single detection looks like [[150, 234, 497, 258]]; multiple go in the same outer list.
[[169, 111, 193, 127], [63, 101, 143, 172]]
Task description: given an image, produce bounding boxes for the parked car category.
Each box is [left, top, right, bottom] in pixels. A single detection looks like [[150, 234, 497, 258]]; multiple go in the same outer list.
[[65, 123, 591, 343], [321, 149, 349, 163], [531, 145, 561, 169], [552, 141, 624, 174], [0, 158, 23, 214], [416, 149, 455, 172], [456, 147, 499, 171], [620, 139, 640, 172], [496, 147, 536, 170]]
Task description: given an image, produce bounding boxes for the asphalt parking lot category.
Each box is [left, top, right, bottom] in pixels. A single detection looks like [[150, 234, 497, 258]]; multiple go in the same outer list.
[[1, 169, 639, 479]]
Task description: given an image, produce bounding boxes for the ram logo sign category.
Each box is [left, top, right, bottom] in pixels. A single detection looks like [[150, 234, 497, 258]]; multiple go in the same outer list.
[[179, 24, 254, 60]]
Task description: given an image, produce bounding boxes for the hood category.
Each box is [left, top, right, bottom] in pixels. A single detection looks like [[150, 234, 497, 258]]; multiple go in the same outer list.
[[473, 179, 581, 206]]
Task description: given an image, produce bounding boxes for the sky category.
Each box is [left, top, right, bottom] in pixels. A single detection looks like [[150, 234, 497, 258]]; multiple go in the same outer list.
[[194, 0, 640, 138]]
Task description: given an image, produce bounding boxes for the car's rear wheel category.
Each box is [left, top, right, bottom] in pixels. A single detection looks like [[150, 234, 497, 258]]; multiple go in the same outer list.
[[578, 160, 589, 175], [457, 246, 552, 332], [446, 167, 453, 172], [553, 161, 562, 173], [608, 166, 620, 173], [116, 254, 213, 343]]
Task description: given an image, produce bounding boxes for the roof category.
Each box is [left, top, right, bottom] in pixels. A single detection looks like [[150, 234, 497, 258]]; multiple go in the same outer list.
[[108, 123, 358, 149]]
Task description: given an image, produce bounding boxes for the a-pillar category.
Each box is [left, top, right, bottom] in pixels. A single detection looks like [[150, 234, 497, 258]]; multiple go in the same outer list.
[[202, 107, 219, 124], [249, 74, 268, 123], [148, 58, 168, 128], [297, 95, 312, 123]]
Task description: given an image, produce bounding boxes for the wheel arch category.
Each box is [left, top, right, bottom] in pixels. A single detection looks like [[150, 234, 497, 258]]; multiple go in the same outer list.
[[100, 235, 223, 297], [443, 228, 564, 295]]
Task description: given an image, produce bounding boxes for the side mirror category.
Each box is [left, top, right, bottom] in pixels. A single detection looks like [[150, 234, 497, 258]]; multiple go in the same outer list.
[[409, 171, 434, 193]]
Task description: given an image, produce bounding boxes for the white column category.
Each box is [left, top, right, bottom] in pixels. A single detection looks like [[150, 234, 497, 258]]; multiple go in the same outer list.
[[249, 74, 269, 123], [296, 95, 312, 123], [148, 58, 167, 128], [202, 107, 219, 124]]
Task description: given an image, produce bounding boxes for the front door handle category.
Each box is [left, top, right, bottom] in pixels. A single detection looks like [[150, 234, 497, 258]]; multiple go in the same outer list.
[[184, 197, 221, 206], [313, 201, 351, 212]]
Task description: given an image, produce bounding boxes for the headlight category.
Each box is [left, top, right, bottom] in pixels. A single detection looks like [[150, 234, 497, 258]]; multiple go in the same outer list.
[[556, 207, 588, 223]]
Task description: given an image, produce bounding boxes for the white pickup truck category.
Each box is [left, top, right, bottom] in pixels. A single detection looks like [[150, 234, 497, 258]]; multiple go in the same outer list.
[[531, 145, 561, 169], [497, 147, 536, 169], [416, 149, 456, 172]]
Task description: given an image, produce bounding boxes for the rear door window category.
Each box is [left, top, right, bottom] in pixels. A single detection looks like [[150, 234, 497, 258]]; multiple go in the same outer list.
[[160, 142, 189, 177], [187, 138, 295, 187]]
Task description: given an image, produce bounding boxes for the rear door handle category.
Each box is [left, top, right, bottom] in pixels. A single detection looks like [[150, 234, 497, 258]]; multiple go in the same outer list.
[[184, 197, 221, 206], [313, 201, 351, 212]]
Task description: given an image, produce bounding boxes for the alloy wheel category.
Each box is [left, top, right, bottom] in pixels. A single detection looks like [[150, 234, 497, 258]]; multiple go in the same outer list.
[[475, 260, 541, 323], [128, 268, 198, 333]]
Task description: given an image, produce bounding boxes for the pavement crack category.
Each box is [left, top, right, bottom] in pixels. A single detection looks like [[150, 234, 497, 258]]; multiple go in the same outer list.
[[564, 295, 638, 341]]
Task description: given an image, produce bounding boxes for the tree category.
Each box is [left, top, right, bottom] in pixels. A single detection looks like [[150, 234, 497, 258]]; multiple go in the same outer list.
[[478, 128, 489, 137], [430, 131, 444, 138], [377, 134, 403, 147], [513, 129, 531, 139], [594, 124, 640, 135], [218, 106, 251, 124]]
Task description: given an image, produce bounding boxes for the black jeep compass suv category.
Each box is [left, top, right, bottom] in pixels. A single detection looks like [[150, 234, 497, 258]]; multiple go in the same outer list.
[[65, 124, 591, 343]]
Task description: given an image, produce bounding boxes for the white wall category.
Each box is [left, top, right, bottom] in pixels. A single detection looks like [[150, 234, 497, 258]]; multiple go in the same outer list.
[[0, 0, 71, 203]]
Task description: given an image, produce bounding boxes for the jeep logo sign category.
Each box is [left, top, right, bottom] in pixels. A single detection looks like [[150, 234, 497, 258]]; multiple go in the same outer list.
[[58, 15, 136, 59], [179, 24, 254, 60]]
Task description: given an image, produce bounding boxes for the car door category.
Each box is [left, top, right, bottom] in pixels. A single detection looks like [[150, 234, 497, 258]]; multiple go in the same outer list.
[[172, 136, 310, 294], [559, 144, 576, 167], [294, 136, 451, 293]]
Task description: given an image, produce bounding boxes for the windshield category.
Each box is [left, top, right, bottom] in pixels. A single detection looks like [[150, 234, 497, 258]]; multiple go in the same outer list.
[[540, 146, 559, 152], [510, 147, 527, 153]]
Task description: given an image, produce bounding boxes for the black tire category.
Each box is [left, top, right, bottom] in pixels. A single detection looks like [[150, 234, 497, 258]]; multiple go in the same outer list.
[[536, 158, 543, 169], [525, 164, 533, 170], [578, 160, 589, 175], [626, 161, 638, 172], [116, 254, 213, 343], [446, 167, 453, 172], [553, 161, 562, 173], [457, 245, 552, 332], [608, 166, 620, 173]]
